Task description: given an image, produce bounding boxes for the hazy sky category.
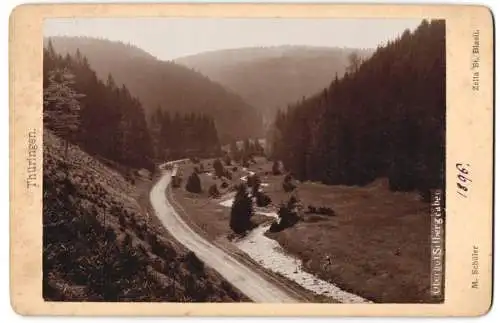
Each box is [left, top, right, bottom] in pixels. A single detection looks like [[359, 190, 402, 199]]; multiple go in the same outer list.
[[44, 18, 421, 60]]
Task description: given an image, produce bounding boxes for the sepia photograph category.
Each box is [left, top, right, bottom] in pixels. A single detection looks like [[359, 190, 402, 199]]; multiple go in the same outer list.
[[41, 16, 446, 304]]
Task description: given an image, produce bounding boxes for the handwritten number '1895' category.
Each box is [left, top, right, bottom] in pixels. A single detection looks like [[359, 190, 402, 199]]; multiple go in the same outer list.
[[456, 163, 471, 198]]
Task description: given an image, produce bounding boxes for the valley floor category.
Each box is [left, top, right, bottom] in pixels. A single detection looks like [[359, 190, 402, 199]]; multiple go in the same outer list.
[[172, 157, 440, 303]]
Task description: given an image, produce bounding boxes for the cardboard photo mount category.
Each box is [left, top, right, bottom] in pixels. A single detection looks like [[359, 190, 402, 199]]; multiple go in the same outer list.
[[9, 3, 494, 317]]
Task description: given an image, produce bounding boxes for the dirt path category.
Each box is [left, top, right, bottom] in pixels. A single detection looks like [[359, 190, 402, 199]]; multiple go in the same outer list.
[[149, 163, 298, 303]]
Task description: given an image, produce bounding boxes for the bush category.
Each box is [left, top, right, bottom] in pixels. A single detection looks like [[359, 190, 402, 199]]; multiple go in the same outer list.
[[229, 184, 253, 234], [287, 195, 299, 209], [232, 166, 238, 172], [221, 181, 229, 189], [171, 176, 182, 188], [224, 154, 232, 166], [272, 161, 281, 175], [280, 202, 299, 224], [306, 204, 336, 216], [318, 206, 336, 216], [213, 159, 225, 178], [247, 174, 261, 196], [185, 171, 202, 193], [282, 174, 296, 192], [255, 191, 271, 207], [242, 160, 250, 168], [306, 205, 317, 214], [208, 184, 221, 198], [268, 203, 300, 233]]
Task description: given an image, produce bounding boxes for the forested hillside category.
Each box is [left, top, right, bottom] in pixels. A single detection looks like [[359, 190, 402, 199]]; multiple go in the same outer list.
[[149, 108, 221, 160], [43, 130, 246, 301], [44, 42, 154, 170], [176, 46, 373, 125], [46, 36, 263, 142], [43, 42, 222, 166], [271, 20, 445, 196]]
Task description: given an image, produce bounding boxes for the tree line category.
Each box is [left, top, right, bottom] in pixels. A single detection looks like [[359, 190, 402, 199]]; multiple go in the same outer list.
[[149, 107, 221, 160], [271, 20, 445, 197], [43, 40, 223, 171]]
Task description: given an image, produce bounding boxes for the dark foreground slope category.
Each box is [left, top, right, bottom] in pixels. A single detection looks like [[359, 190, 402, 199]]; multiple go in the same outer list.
[[43, 130, 247, 302], [46, 37, 263, 142]]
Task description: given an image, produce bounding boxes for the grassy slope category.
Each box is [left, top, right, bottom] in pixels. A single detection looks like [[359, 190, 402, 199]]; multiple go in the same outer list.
[[43, 130, 248, 302], [174, 157, 437, 303], [249, 161, 436, 303]]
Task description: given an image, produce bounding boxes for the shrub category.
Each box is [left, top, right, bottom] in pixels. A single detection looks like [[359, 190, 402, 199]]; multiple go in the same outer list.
[[287, 195, 299, 209], [306, 205, 317, 214], [272, 161, 281, 175], [229, 184, 253, 234], [282, 174, 296, 192], [208, 184, 221, 198], [171, 176, 182, 188], [255, 191, 272, 207], [318, 206, 336, 216], [185, 171, 202, 193], [213, 159, 225, 178], [247, 174, 261, 196], [220, 181, 229, 189], [268, 202, 300, 232], [242, 160, 250, 168], [223, 154, 232, 166], [232, 166, 238, 172], [305, 204, 335, 216]]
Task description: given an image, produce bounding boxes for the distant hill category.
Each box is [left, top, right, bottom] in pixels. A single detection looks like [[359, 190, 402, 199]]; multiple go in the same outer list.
[[175, 46, 373, 126], [46, 36, 263, 143]]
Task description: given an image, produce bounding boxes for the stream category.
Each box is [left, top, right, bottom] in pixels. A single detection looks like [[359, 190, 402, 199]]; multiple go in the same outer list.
[[219, 172, 371, 303]]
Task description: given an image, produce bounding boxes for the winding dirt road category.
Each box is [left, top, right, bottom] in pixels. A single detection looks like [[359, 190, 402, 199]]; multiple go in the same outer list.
[[149, 162, 298, 303]]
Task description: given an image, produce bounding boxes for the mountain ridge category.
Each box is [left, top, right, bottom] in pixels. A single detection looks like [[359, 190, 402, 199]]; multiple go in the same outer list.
[[45, 36, 264, 143], [175, 45, 374, 126]]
